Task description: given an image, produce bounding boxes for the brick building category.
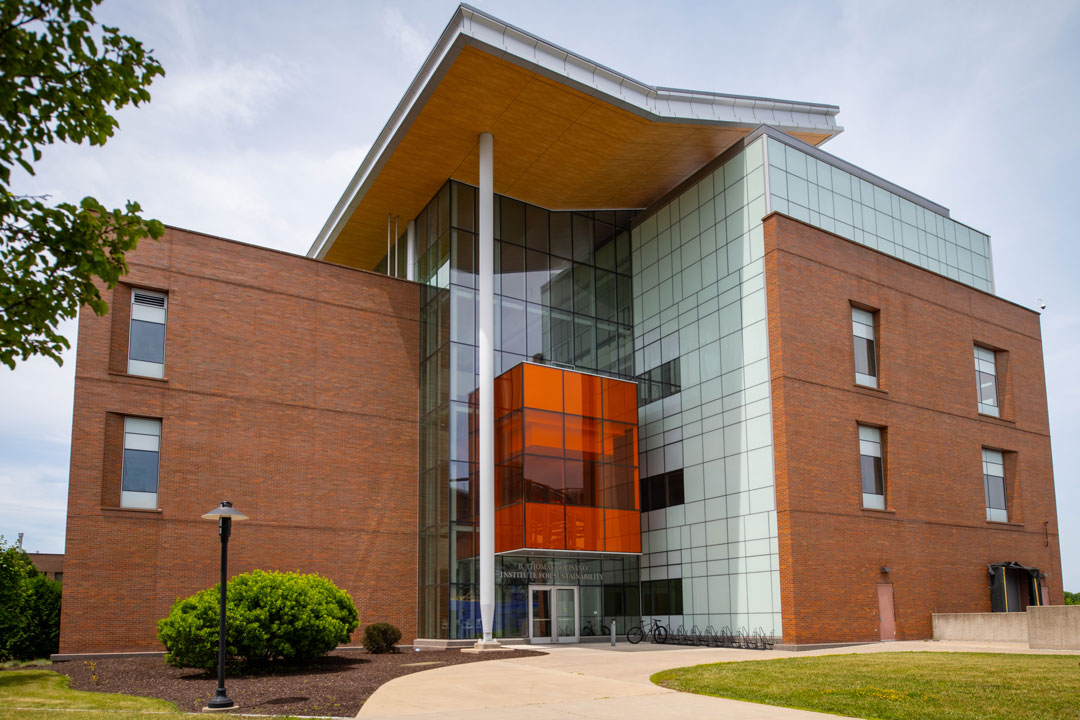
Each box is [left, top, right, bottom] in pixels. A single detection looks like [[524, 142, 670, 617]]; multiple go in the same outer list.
[[59, 5, 1061, 653]]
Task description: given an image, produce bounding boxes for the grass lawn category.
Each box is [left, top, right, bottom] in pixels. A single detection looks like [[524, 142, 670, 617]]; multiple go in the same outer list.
[[0, 670, 181, 719], [651, 652, 1080, 720], [0, 670, 305, 719]]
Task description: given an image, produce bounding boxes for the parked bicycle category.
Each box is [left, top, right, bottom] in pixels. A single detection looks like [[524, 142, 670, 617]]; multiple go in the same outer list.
[[581, 618, 608, 636], [626, 618, 668, 644]]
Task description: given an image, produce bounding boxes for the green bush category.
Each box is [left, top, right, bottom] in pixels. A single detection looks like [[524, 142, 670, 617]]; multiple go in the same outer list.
[[0, 538, 61, 662], [1066, 590, 1079, 606], [157, 570, 358, 671], [362, 622, 402, 654]]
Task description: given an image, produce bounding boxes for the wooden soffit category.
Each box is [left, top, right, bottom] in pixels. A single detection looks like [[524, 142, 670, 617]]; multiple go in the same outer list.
[[323, 45, 831, 270]]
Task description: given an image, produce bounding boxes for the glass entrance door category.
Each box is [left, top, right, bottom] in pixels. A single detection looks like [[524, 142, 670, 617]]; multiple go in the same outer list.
[[528, 586, 578, 643], [530, 587, 553, 644], [555, 587, 577, 643]]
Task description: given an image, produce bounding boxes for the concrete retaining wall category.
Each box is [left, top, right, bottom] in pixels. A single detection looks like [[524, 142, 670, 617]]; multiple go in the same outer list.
[[1028, 606, 1080, 650], [931, 612, 1029, 642]]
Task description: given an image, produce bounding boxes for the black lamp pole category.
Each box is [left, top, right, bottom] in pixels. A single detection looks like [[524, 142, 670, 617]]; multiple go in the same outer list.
[[202, 501, 248, 711]]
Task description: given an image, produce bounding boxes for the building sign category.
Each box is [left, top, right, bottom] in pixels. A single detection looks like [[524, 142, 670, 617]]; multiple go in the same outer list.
[[496, 561, 603, 584]]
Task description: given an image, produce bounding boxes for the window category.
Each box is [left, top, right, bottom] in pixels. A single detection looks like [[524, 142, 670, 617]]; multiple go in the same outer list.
[[641, 578, 683, 616], [122, 417, 161, 508], [983, 448, 1007, 522], [974, 346, 999, 416], [859, 425, 885, 509], [128, 290, 167, 378], [640, 469, 684, 512], [852, 307, 877, 388]]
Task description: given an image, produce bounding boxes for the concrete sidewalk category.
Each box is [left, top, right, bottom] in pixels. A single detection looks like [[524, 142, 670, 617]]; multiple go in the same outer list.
[[357, 639, 1077, 719]]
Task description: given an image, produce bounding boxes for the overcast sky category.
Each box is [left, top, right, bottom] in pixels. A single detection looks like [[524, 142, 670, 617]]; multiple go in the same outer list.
[[2, 0, 1077, 590]]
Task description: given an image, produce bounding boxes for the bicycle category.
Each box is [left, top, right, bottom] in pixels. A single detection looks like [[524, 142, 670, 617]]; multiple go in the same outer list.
[[626, 618, 668, 644], [581, 618, 606, 636]]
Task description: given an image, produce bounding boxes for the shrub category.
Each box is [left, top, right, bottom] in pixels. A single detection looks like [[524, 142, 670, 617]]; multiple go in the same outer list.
[[0, 538, 61, 662], [157, 570, 358, 671], [362, 622, 402, 654]]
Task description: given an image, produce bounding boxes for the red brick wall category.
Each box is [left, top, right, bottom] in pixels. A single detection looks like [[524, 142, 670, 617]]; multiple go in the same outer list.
[[61, 227, 420, 653], [764, 213, 1063, 646]]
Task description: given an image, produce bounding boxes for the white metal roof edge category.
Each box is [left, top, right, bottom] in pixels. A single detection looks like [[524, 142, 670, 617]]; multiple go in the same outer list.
[[308, 4, 843, 260]]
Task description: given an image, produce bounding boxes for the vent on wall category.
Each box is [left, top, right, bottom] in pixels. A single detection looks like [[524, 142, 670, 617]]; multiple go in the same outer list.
[[133, 291, 166, 308]]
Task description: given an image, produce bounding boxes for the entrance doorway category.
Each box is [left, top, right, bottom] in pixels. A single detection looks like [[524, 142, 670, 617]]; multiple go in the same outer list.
[[528, 586, 578, 643]]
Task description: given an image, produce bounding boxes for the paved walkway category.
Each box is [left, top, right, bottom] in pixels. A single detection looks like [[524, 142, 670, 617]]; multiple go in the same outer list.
[[357, 639, 1077, 719]]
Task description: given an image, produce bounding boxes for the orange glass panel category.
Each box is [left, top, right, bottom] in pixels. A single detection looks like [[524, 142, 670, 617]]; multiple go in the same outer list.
[[566, 505, 603, 551], [496, 457, 522, 507], [564, 415, 602, 461], [563, 371, 603, 418], [496, 504, 524, 553], [602, 421, 638, 466], [603, 464, 639, 510], [495, 410, 523, 463], [524, 454, 564, 504], [604, 508, 641, 553], [523, 363, 563, 412], [495, 364, 523, 419], [523, 409, 563, 457], [525, 502, 565, 549], [602, 377, 638, 424], [565, 459, 601, 507]]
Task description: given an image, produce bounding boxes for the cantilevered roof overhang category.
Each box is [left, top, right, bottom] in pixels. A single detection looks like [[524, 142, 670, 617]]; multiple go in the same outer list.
[[309, 4, 843, 269]]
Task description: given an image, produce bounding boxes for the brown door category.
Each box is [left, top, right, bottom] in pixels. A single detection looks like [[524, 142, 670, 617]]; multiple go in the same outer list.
[[877, 583, 896, 641]]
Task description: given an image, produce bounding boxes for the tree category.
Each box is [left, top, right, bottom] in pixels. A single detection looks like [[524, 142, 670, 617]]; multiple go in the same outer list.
[[0, 536, 62, 661], [0, 0, 165, 369], [1066, 590, 1079, 606]]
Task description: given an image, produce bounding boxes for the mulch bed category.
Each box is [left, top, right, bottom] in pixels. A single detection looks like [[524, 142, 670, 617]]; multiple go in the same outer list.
[[51, 648, 544, 717]]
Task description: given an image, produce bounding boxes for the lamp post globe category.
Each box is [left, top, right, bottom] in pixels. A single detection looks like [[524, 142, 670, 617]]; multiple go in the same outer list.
[[201, 501, 248, 711]]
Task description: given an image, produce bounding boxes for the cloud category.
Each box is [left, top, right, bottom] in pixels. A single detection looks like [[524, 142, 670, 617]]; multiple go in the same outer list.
[[0, 456, 69, 554], [157, 58, 289, 126], [381, 6, 429, 67], [0, 319, 76, 446]]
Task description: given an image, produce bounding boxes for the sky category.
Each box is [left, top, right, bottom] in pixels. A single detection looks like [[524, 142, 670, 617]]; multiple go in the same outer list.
[[1, 0, 1077, 589]]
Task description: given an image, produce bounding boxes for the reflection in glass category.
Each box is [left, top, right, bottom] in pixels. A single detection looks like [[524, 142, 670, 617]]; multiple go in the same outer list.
[[531, 588, 552, 639]]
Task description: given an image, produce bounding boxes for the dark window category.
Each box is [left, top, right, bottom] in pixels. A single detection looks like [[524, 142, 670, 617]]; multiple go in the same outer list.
[[636, 359, 681, 406], [640, 469, 684, 512], [122, 449, 159, 493], [974, 346, 999, 416], [983, 448, 1007, 521], [641, 579, 683, 616], [860, 455, 883, 495], [129, 320, 165, 363], [852, 306, 877, 387], [128, 290, 167, 376], [858, 425, 884, 509]]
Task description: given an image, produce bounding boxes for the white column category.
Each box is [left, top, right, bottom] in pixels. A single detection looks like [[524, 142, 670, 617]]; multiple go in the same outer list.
[[406, 220, 417, 281], [476, 131, 497, 647]]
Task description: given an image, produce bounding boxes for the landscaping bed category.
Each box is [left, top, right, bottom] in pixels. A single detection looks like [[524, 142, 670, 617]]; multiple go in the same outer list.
[[52, 648, 543, 717]]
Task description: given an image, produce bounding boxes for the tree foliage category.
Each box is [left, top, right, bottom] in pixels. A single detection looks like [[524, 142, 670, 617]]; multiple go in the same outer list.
[[157, 570, 359, 671], [1065, 590, 1079, 606], [0, 536, 63, 661], [0, 0, 165, 369]]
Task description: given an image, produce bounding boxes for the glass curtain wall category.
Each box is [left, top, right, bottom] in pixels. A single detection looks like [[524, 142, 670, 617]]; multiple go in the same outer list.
[[416, 180, 636, 639]]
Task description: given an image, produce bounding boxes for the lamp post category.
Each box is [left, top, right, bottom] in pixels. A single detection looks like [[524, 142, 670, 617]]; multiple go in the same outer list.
[[201, 501, 248, 711]]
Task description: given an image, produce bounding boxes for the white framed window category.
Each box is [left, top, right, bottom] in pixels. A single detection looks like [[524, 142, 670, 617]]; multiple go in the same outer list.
[[128, 289, 167, 378], [983, 448, 1007, 522], [974, 346, 998, 417], [852, 307, 878, 388], [121, 417, 161, 509], [859, 425, 885, 509]]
